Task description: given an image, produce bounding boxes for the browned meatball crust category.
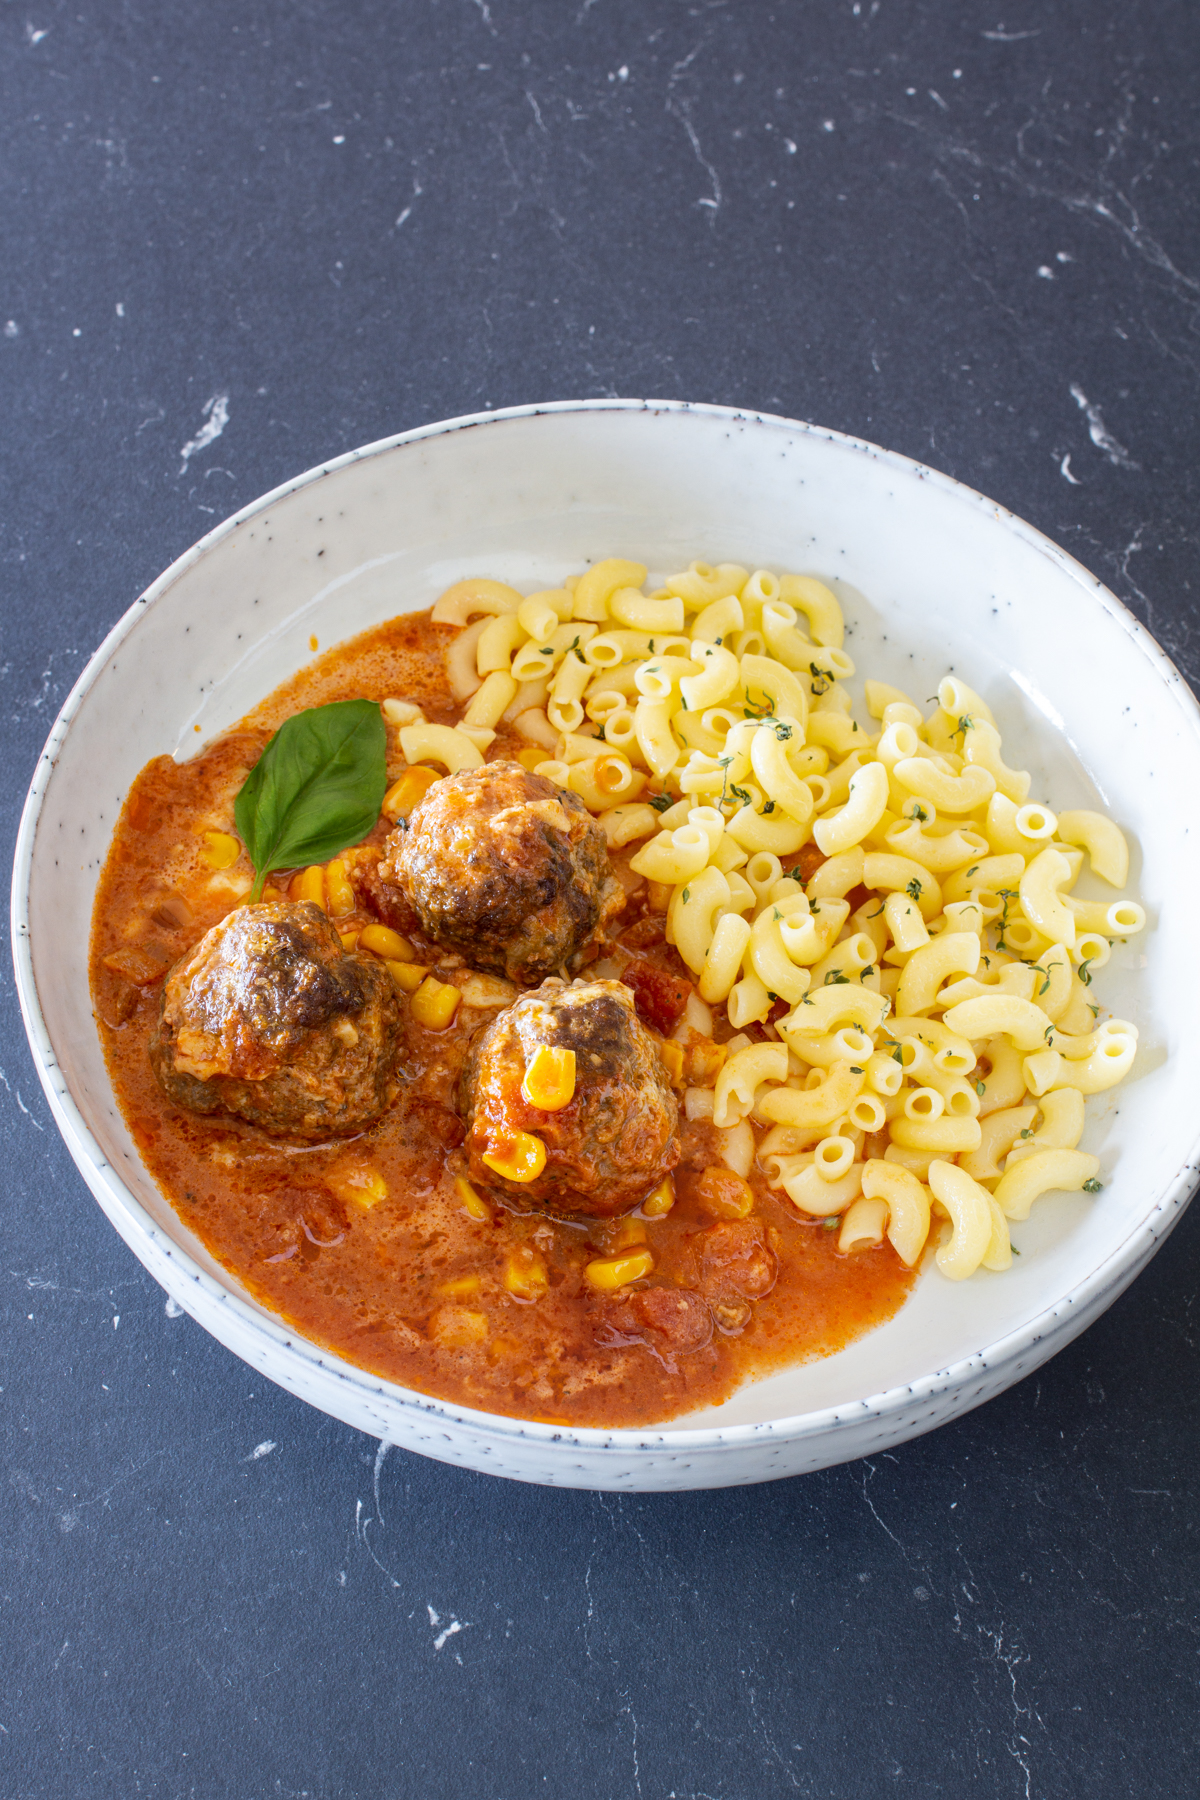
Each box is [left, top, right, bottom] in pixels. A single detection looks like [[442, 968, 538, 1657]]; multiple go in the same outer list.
[[459, 977, 680, 1220], [149, 900, 402, 1140], [380, 762, 622, 985]]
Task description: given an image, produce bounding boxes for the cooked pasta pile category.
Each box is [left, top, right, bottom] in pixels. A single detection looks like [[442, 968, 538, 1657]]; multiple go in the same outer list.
[[401, 558, 1142, 1281]]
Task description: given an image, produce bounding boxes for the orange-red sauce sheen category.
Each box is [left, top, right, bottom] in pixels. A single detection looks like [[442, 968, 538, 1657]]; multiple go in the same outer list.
[[89, 611, 915, 1426]]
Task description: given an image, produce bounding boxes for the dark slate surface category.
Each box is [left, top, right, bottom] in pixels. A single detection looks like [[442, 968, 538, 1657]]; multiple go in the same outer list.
[[3, 3, 1198, 1795]]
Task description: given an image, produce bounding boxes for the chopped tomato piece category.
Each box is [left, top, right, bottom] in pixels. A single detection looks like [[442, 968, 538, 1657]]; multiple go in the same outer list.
[[620, 957, 691, 1035], [792, 843, 827, 886], [595, 1285, 714, 1369], [102, 943, 172, 986], [699, 1219, 778, 1302]]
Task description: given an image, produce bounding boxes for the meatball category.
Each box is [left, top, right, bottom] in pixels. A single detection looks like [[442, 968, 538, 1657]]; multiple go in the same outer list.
[[459, 977, 680, 1220], [380, 762, 622, 985], [149, 900, 402, 1140]]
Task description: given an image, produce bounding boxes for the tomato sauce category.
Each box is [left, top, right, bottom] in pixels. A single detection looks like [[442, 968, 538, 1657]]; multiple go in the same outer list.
[[88, 611, 915, 1427]]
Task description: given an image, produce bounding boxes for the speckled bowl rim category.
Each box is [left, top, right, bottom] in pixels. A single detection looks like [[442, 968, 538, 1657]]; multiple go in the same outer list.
[[12, 398, 1200, 1460]]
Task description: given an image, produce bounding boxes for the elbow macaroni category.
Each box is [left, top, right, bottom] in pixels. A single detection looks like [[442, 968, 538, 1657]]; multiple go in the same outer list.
[[423, 555, 1144, 1285]]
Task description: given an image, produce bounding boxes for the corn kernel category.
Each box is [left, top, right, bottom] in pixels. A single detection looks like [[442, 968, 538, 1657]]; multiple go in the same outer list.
[[325, 857, 355, 918], [455, 1175, 493, 1222], [382, 766, 439, 820], [199, 829, 240, 870], [502, 1246, 549, 1301], [437, 1273, 483, 1299], [695, 1167, 755, 1220], [610, 1217, 648, 1249], [646, 879, 673, 914], [482, 1131, 546, 1183], [409, 974, 462, 1029], [521, 1044, 577, 1111], [338, 930, 360, 951], [359, 923, 413, 961], [657, 1039, 685, 1089], [326, 1158, 388, 1210], [386, 959, 428, 993], [584, 1247, 655, 1291], [516, 745, 546, 773], [641, 1177, 676, 1218], [294, 864, 326, 910]]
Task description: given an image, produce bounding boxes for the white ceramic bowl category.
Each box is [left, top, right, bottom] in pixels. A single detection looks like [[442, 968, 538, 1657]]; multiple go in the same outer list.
[[13, 401, 1200, 1490]]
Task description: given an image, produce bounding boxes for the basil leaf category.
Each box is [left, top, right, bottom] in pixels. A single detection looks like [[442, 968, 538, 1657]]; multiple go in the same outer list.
[[234, 699, 388, 900]]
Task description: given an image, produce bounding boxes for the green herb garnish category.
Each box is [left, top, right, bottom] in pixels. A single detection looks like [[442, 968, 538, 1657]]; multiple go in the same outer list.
[[995, 886, 1019, 950], [648, 791, 673, 813], [234, 699, 387, 902], [1082, 1178, 1103, 1194]]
